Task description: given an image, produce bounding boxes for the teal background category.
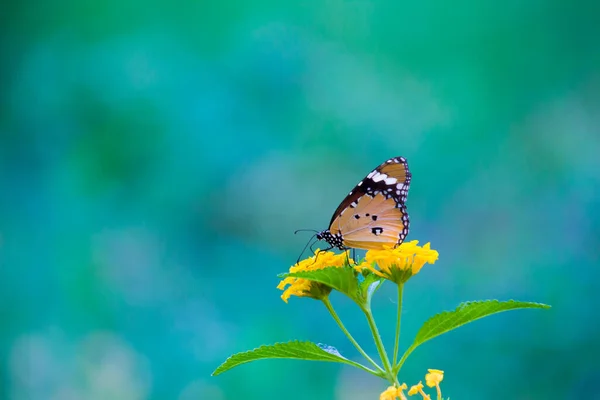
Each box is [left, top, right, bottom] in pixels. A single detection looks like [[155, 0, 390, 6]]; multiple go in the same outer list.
[[2, 1, 599, 399]]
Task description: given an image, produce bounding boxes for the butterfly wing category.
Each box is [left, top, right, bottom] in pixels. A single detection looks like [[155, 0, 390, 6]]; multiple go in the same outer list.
[[330, 194, 409, 249], [328, 156, 411, 250]]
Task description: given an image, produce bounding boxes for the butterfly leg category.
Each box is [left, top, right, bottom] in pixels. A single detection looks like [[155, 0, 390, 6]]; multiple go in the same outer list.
[[310, 241, 333, 255], [342, 248, 354, 267], [309, 242, 334, 266]]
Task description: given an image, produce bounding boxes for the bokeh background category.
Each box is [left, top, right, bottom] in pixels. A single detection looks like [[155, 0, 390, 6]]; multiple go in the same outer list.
[[2, 1, 599, 399]]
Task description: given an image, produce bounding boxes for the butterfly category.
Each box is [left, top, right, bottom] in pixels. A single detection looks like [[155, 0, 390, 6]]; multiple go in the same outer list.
[[316, 156, 411, 251]]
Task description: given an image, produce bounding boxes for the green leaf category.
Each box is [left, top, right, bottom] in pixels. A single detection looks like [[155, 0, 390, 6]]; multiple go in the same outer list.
[[413, 300, 550, 346], [282, 266, 360, 302], [396, 300, 550, 373], [212, 340, 357, 376]]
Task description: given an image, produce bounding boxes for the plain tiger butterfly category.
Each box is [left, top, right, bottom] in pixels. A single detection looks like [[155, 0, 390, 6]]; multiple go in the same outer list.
[[316, 156, 411, 251]]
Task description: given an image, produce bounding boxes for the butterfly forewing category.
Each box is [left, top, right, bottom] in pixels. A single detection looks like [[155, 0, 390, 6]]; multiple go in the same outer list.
[[328, 157, 411, 226], [326, 156, 411, 250]]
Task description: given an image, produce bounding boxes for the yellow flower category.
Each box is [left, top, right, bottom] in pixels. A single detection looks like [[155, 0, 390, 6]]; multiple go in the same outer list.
[[380, 386, 398, 400], [425, 369, 444, 400], [277, 249, 351, 303], [408, 381, 430, 399], [397, 383, 408, 400], [425, 369, 443, 387], [355, 240, 439, 284], [380, 383, 408, 400]]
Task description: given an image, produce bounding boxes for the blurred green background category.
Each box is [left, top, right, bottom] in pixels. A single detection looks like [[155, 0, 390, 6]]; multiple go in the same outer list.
[[1, 0, 599, 399]]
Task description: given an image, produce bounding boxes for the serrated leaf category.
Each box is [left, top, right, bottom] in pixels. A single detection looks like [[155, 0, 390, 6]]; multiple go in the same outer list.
[[283, 266, 360, 301], [414, 300, 550, 347], [212, 340, 355, 376], [396, 300, 550, 373]]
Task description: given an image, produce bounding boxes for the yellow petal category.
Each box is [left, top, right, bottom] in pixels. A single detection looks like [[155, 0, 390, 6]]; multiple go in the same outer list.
[[408, 381, 423, 396], [425, 369, 444, 387]]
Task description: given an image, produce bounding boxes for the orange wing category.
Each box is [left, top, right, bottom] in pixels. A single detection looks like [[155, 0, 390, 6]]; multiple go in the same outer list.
[[330, 192, 409, 250], [318, 156, 412, 251]]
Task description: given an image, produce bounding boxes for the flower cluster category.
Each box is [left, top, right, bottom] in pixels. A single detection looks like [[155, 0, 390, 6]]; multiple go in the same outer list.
[[356, 240, 439, 284], [277, 250, 352, 303], [380, 369, 445, 400], [278, 241, 439, 304]]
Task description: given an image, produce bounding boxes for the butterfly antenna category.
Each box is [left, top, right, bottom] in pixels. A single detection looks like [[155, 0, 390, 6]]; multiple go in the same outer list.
[[296, 233, 318, 265], [294, 229, 319, 235]]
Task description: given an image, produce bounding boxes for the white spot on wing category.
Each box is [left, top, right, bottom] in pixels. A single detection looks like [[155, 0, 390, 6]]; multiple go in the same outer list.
[[384, 177, 397, 185], [372, 172, 387, 182]]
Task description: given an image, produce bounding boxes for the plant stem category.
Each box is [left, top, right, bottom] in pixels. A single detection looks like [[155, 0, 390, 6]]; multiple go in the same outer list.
[[392, 283, 404, 367], [362, 305, 396, 384], [342, 358, 384, 377], [396, 343, 417, 374], [322, 298, 385, 376]]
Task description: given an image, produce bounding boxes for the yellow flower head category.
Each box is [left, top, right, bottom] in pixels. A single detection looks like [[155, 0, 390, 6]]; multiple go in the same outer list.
[[425, 369, 444, 399], [425, 369, 444, 388], [380, 386, 399, 400], [355, 240, 439, 284], [277, 249, 351, 303], [408, 381, 430, 399], [380, 383, 408, 400]]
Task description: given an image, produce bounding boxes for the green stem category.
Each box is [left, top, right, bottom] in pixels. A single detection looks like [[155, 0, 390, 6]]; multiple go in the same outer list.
[[322, 298, 385, 376], [392, 283, 404, 367], [362, 305, 396, 384], [342, 358, 384, 377], [396, 343, 417, 374]]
